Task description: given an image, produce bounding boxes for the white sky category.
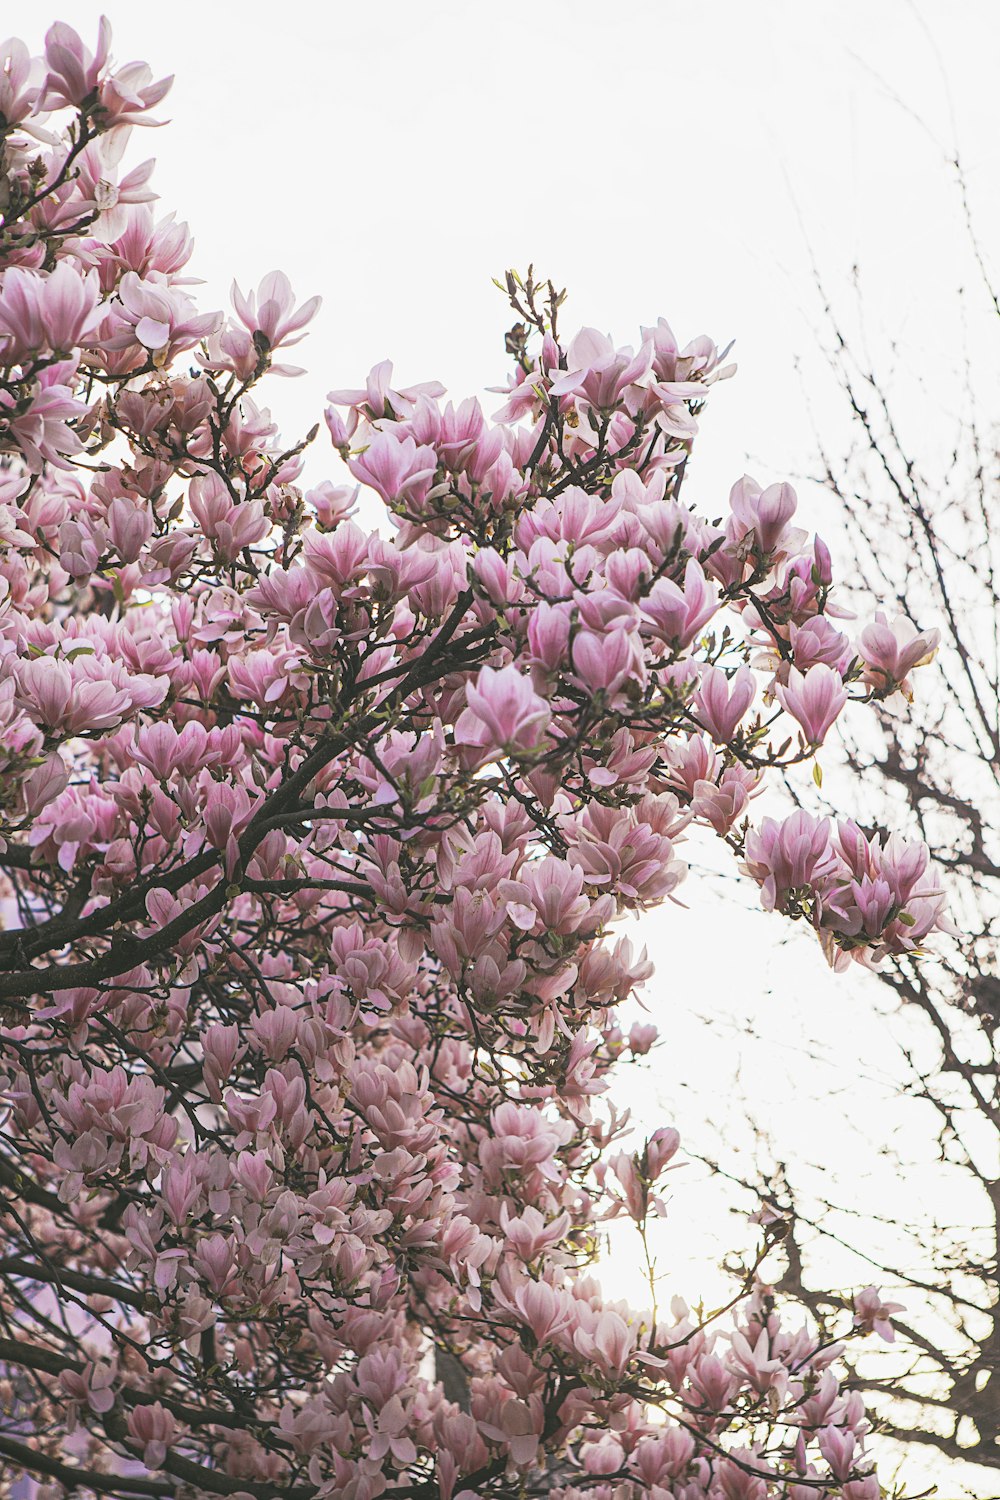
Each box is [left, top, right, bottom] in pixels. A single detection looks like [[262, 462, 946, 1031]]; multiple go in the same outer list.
[[27, 2, 1000, 1494]]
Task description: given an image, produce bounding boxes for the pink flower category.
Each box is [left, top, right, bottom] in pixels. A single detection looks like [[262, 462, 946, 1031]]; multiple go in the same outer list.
[[632, 1429, 697, 1486], [188, 473, 269, 561], [646, 1126, 681, 1179], [499, 1204, 571, 1261], [549, 326, 654, 410], [692, 763, 762, 834], [328, 358, 445, 419], [853, 1286, 904, 1342], [1, 364, 89, 471], [15, 656, 73, 729], [857, 612, 940, 695], [608, 1152, 646, 1220], [789, 616, 851, 674], [127, 1402, 177, 1469], [572, 625, 641, 696], [494, 1399, 541, 1467], [21, 752, 69, 816], [324, 402, 359, 451], [202, 780, 254, 852], [460, 664, 551, 753], [40, 18, 112, 109], [694, 663, 756, 742], [580, 1310, 636, 1378], [16, 655, 136, 735], [0, 38, 38, 127], [629, 1022, 658, 1055], [349, 430, 438, 511], [307, 480, 358, 527], [728, 1327, 787, 1396], [728, 475, 800, 556], [501, 1277, 575, 1346], [106, 496, 153, 562], [231, 270, 321, 353], [104, 272, 221, 359], [203, 782, 254, 875], [59, 1359, 117, 1416], [527, 601, 572, 675], [499, 856, 610, 936], [818, 1425, 857, 1483], [202, 1025, 243, 1103], [776, 663, 848, 745], [641, 560, 718, 649], [581, 1436, 626, 1474], [0, 264, 103, 362], [192, 1234, 239, 1298], [95, 59, 173, 129], [744, 811, 836, 912]]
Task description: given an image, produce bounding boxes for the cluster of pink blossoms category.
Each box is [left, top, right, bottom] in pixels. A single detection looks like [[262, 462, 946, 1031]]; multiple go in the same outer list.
[[0, 20, 944, 1500]]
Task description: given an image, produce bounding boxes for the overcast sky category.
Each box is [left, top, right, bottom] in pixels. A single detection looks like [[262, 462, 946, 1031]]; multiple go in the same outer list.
[[37, 0, 1000, 499], [29, 3, 1000, 1493]]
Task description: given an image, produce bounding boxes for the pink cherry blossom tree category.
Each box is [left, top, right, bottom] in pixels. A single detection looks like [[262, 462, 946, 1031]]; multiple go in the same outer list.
[[0, 20, 948, 1500]]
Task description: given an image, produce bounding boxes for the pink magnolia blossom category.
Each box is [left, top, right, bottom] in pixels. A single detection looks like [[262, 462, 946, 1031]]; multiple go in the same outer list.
[[0, 38, 38, 128], [40, 17, 112, 109], [0, 263, 103, 361], [641, 559, 718, 649], [127, 1402, 178, 1468], [744, 811, 836, 912], [348, 429, 438, 510], [857, 611, 940, 695], [460, 663, 551, 752], [572, 623, 641, 695], [549, 325, 654, 410], [104, 270, 221, 358], [695, 662, 756, 742], [231, 269, 321, 352], [776, 663, 849, 746], [1, 362, 89, 471], [499, 855, 612, 935], [788, 615, 852, 674], [59, 1359, 117, 1416], [95, 58, 173, 129], [852, 1286, 905, 1342], [728, 476, 802, 558], [328, 358, 445, 419]]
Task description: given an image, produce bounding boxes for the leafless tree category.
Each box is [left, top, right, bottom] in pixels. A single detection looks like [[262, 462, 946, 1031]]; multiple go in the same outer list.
[[719, 159, 1000, 1480]]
